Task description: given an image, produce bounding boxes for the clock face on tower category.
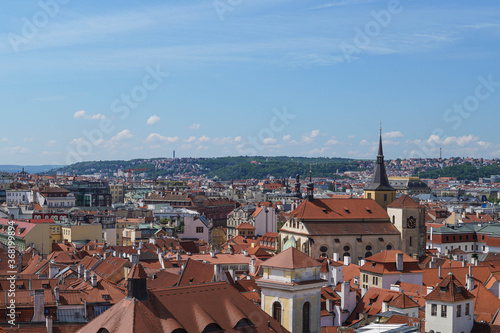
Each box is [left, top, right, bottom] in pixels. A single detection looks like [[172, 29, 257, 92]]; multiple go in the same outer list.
[[406, 216, 416, 229]]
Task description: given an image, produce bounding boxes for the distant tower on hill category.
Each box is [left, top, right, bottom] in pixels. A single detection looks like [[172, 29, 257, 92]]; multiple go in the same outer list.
[[173, 150, 175, 159]]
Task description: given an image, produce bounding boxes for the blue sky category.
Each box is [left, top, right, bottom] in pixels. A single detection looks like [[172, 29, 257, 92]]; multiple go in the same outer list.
[[0, 0, 499, 165]]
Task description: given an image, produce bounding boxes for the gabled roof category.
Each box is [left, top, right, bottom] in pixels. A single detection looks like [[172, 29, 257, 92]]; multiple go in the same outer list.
[[290, 198, 389, 221], [261, 247, 321, 269], [177, 258, 214, 286], [77, 282, 286, 333], [388, 293, 419, 309], [425, 273, 474, 302], [387, 195, 420, 208]]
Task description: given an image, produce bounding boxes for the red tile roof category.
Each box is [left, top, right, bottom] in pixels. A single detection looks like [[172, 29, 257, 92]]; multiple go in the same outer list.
[[388, 293, 419, 309], [425, 273, 474, 302], [177, 258, 214, 286], [128, 264, 147, 280], [291, 198, 389, 221], [387, 195, 420, 208], [261, 247, 321, 269], [78, 282, 287, 333]]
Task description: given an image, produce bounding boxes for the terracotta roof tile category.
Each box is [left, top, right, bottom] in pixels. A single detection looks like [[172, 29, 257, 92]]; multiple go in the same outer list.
[[261, 247, 321, 269], [128, 264, 147, 280], [425, 273, 474, 302]]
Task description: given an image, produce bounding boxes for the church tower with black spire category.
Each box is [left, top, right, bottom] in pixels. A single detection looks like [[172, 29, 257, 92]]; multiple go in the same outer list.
[[363, 127, 396, 209]]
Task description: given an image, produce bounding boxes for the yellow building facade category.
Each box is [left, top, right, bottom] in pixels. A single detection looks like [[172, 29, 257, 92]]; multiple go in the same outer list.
[[257, 247, 324, 333]]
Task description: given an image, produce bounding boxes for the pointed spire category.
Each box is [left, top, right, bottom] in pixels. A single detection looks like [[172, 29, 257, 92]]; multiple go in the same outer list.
[[364, 126, 395, 192], [378, 124, 384, 158]]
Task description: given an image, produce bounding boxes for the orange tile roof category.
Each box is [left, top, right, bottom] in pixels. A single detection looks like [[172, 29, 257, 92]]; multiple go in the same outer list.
[[291, 198, 389, 221], [387, 195, 420, 208], [261, 247, 321, 270], [177, 258, 214, 286], [388, 293, 419, 309], [425, 273, 474, 302], [128, 264, 147, 279]]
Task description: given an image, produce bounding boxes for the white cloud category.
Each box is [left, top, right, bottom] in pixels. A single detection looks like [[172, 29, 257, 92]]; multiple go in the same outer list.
[[185, 136, 197, 143], [234, 136, 242, 143], [190, 123, 201, 130], [74, 110, 106, 120], [91, 113, 106, 120], [325, 137, 338, 145], [146, 133, 179, 144], [348, 135, 356, 140], [198, 136, 210, 143], [263, 138, 277, 145], [477, 141, 491, 148], [302, 129, 320, 143], [24, 137, 33, 142], [383, 131, 403, 139], [46, 140, 57, 147], [359, 139, 370, 146], [442, 135, 478, 146], [147, 115, 161, 125], [111, 129, 133, 143], [74, 110, 87, 119], [427, 134, 441, 144], [1, 138, 7, 142]]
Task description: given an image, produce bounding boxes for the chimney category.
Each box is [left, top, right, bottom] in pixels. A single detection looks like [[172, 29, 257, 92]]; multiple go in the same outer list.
[[243, 250, 249, 257], [426, 286, 433, 295], [359, 259, 366, 266], [469, 265, 472, 277], [467, 274, 474, 292], [396, 252, 404, 271], [54, 286, 60, 302], [130, 254, 139, 265], [341, 281, 350, 310], [430, 226, 434, 242], [46, 315, 53, 333], [91, 274, 98, 288], [333, 253, 339, 262], [78, 264, 84, 278], [390, 284, 401, 292], [381, 301, 388, 313], [326, 299, 333, 313], [84, 270, 90, 282], [48, 265, 59, 279], [149, 237, 157, 245], [250, 258, 256, 275], [343, 256, 351, 266], [158, 252, 165, 270], [438, 266, 442, 279], [32, 289, 46, 322], [209, 250, 215, 258], [176, 253, 181, 261], [462, 259, 466, 267]]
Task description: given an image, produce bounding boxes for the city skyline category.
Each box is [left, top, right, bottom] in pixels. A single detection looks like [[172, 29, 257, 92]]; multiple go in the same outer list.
[[0, 1, 499, 165]]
